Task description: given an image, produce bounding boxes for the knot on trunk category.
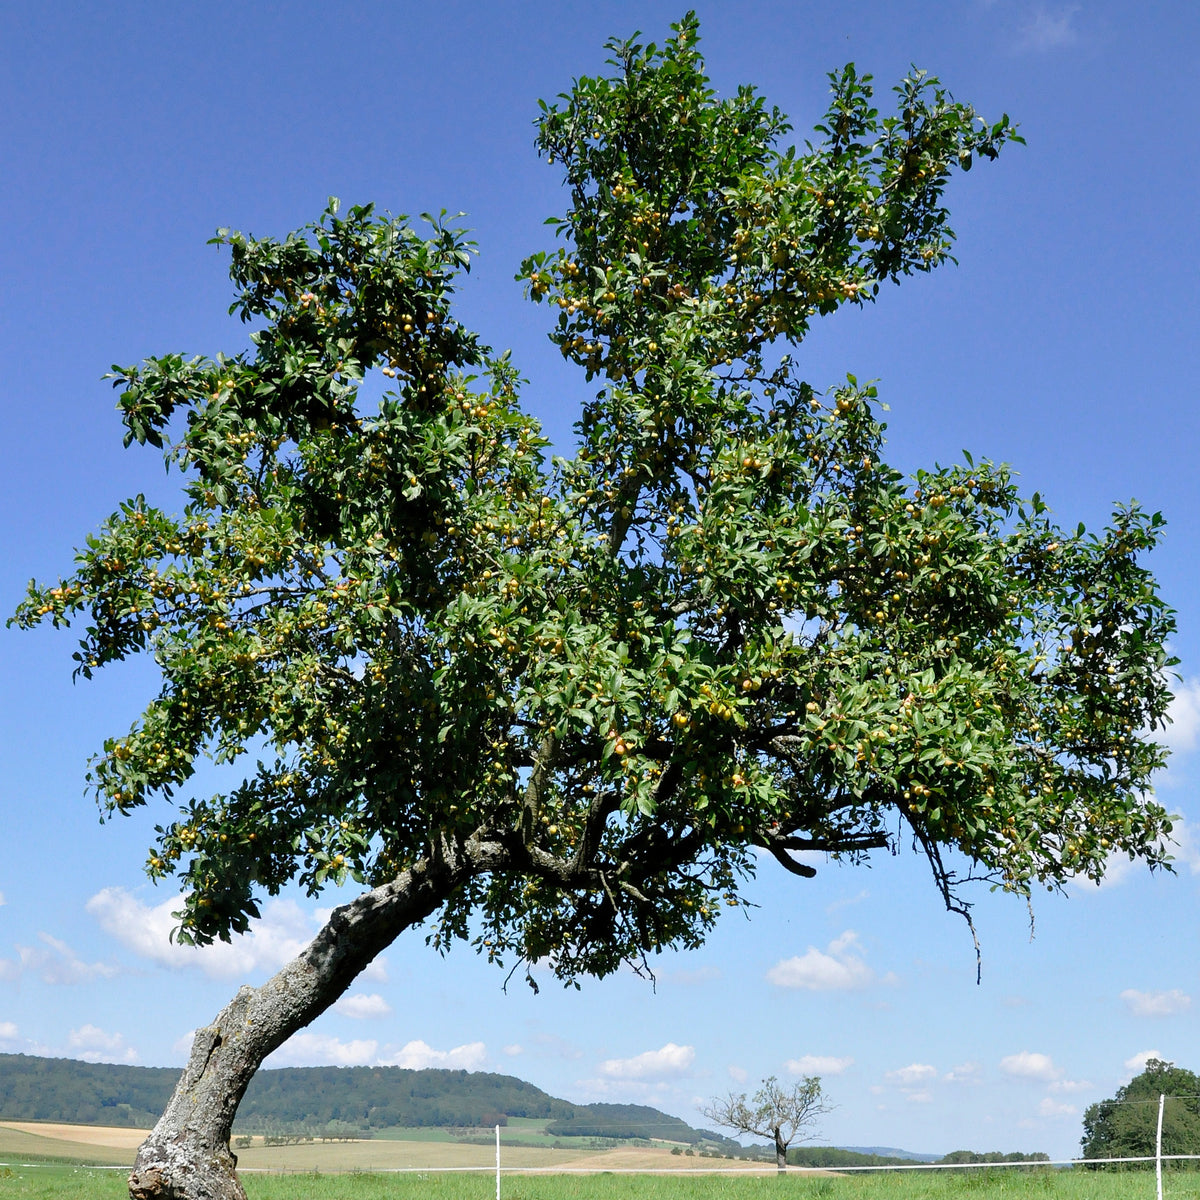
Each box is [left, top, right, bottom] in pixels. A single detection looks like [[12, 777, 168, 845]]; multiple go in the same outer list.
[[128, 1166, 164, 1200]]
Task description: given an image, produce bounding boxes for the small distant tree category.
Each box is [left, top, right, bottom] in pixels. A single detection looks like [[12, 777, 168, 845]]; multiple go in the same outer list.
[[703, 1075, 832, 1172], [1082, 1059, 1200, 1168], [12, 12, 1177, 1200]]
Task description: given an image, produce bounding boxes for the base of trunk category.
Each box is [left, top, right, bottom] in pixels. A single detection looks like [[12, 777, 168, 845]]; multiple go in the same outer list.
[[129, 1134, 244, 1200]]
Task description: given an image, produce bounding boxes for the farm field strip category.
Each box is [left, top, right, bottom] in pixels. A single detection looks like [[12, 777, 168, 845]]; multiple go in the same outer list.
[[0, 1123, 757, 1174], [4, 1162, 1200, 1200]]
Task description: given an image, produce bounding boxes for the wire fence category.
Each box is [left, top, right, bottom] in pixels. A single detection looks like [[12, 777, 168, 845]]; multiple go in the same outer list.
[[5, 1153, 1200, 1175]]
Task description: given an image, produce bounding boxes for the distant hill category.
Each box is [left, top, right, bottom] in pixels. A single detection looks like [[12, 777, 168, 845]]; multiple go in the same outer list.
[[837, 1144, 938, 1162], [1, 1054, 1005, 1164], [0, 1053, 732, 1145]]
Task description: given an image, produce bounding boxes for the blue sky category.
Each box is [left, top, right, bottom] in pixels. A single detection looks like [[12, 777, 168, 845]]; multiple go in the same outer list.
[[1, 0, 1198, 1162]]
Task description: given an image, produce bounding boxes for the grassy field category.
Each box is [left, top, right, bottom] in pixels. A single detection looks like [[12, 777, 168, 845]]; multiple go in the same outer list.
[[4, 1122, 1199, 1199], [2, 1163, 1199, 1200]]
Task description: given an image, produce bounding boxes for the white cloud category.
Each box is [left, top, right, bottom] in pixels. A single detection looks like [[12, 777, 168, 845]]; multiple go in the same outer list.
[[502, 1044, 523, 1057], [1049, 1079, 1093, 1094], [361, 957, 389, 983], [886, 1063, 938, 1087], [172, 1030, 197, 1061], [87, 888, 315, 979], [334, 992, 392, 1020], [1163, 818, 1200, 874], [766, 930, 878, 991], [268, 1032, 379, 1068], [1000, 1052, 1060, 1082], [1124, 1050, 1163, 1076], [576, 1077, 676, 1103], [383, 1040, 487, 1071], [1039, 1098, 1077, 1118], [1017, 4, 1080, 52], [945, 1062, 983, 1085], [906, 1091, 933, 1104], [0, 891, 6, 906], [1070, 814, 1200, 892], [68, 1023, 138, 1065], [598, 1043, 695, 1081], [0, 1021, 17, 1043], [786, 1055, 853, 1077], [1164, 679, 1200, 753], [0, 933, 119, 985], [1122, 989, 1191, 1018], [728, 1065, 748, 1083]]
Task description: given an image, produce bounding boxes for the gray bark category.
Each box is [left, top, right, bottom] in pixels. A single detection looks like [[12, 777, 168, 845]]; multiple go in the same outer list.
[[128, 841, 496, 1200], [775, 1129, 787, 1173]]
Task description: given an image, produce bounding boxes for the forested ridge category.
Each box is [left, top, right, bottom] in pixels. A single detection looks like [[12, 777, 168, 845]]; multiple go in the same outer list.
[[0, 1053, 721, 1141], [0, 1053, 1048, 1165]]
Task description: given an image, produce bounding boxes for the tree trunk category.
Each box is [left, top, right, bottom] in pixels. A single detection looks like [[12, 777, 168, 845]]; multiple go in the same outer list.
[[128, 846, 483, 1200], [775, 1130, 787, 1173]]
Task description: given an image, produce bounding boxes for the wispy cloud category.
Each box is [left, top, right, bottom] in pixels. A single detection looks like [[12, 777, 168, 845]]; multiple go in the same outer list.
[[68, 1023, 138, 1064], [1164, 678, 1200, 754], [1125, 1049, 1163, 1076], [945, 1062, 983, 1085], [825, 890, 870, 916], [766, 931, 886, 991], [87, 888, 315, 979], [1039, 1097, 1077, 1117], [1049, 1078, 1093, 1094], [599, 1043, 695, 1081], [786, 1054, 853, 1077], [0, 1021, 17, 1044], [666, 965, 722, 986], [383, 1040, 487, 1071], [267, 1032, 380, 1068], [1000, 1051, 1060, 1082], [334, 992, 392, 1019], [576, 1077, 678, 1103], [1162, 817, 1200, 874], [1122, 988, 1191, 1018], [0, 933, 118, 985], [1016, 5, 1081, 52], [886, 1063, 938, 1087]]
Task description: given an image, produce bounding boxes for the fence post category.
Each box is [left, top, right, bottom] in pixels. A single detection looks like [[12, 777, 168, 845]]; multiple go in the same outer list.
[[496, 1124, 501, 1200], [1156, 1093, 1165, 1200]]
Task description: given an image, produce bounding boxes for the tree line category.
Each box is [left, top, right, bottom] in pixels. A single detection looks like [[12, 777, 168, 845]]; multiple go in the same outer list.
[[0, 1054, 705, 1137]]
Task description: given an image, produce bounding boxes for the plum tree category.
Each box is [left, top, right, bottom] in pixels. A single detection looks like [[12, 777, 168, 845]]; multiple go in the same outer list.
[[14, 14, 1176, 1200]]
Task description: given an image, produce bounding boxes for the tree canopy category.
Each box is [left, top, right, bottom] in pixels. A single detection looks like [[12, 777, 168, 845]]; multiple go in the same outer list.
[[1082, 1059, 1200, 1167], [15, 13, 1175, 988]]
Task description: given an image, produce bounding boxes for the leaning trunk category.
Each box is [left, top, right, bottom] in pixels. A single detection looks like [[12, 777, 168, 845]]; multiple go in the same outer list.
[[775, 1130, 787, 1173], [128, 851, 473, 1200]]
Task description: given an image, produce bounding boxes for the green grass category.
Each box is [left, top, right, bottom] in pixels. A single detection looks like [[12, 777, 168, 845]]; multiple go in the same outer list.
[[240, 1169, 1200, 1200], [3, 1163, 1200, 1200], [0, 1166, 127, 1200]]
